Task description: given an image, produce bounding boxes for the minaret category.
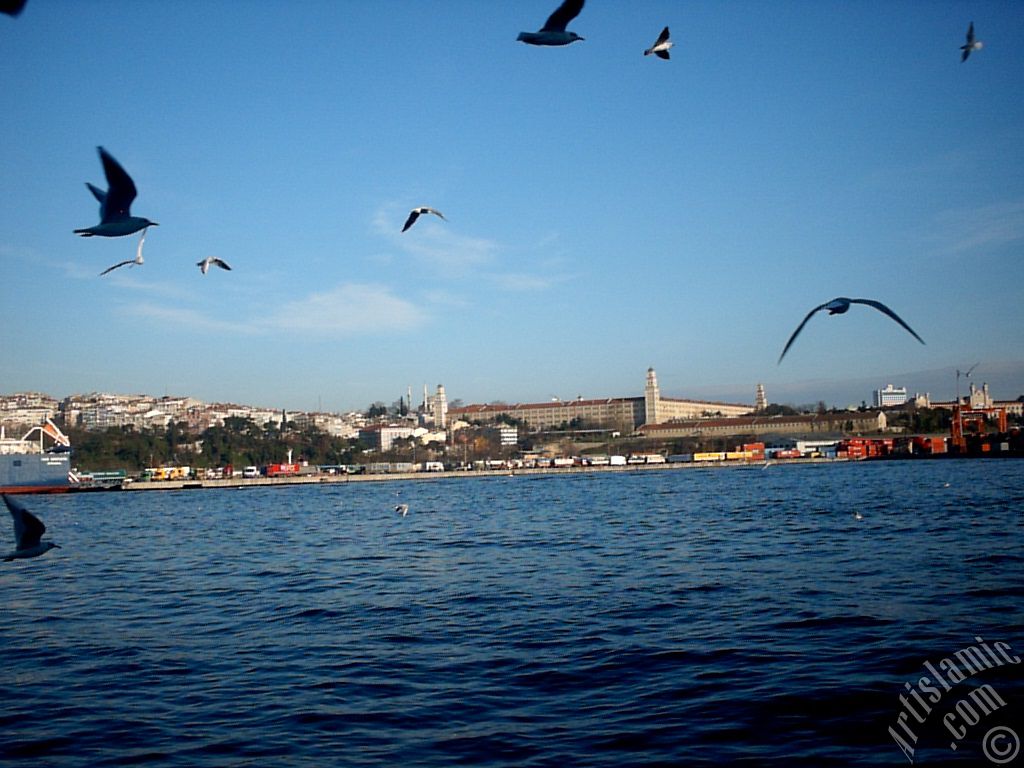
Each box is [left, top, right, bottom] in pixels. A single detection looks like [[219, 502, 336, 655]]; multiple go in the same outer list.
[[644, 367, 661, 425], [755, 383, 767, 413]]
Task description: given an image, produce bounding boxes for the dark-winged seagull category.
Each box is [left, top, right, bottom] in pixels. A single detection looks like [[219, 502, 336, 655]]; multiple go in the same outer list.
[[402, 207, 446, 232], [960, 22, 983, 62], [3, 494, 59, 561], [100, 226, 149, 276], [395, 504, 409, 517], [778, 297, 925, 363], [0, 0, 27, 17], [518, 0, 585, 46], [197, 256, 232, 274], [644, 27, 673, 59], [75, 146, 158, 238]]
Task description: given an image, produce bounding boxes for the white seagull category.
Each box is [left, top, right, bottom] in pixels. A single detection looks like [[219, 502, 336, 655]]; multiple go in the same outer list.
[[99, 226, 150, 276], [960, 22, 983, 62], [852, 511, 864, 521], [402, 207, 446, 232], [395, 503, 409, 517], [644, 27, 673, 59], [75, 146, 158, 238], [518, 0, 585, 46], [197, 256, 232, 274], [778, 297, 925, 364], [3, 495, 60, 561]]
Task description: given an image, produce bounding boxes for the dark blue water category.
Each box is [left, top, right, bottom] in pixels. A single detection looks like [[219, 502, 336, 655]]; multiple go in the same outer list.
[[2, 460, 1022, 766]]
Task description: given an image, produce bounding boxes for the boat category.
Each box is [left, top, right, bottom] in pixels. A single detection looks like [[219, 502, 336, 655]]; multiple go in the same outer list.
[[0, 419, 74, 494]]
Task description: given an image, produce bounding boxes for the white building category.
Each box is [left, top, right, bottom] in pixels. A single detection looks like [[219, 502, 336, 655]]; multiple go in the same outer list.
[[358, 424, 416, 451], [421, 384, 448, 429], [874, 384, 908, 408], [499, 425, 518, 446]]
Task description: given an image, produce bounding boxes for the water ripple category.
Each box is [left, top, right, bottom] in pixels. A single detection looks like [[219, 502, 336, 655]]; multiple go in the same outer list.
[[1, 461, 1021, 766]]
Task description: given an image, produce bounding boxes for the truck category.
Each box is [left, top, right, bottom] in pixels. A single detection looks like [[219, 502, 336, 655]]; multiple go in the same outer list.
[[265, 463, 300, 477]]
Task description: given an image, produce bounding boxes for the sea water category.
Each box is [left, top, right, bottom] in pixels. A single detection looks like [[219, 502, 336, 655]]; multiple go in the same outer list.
[[2, 460, 1022, 766]]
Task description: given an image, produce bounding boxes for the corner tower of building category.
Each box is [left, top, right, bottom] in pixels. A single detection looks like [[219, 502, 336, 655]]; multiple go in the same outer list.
[[644, 367, 661, 426], [433, 384, 448, 429]]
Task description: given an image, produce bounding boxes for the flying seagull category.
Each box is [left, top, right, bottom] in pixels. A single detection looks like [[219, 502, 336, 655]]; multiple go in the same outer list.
[[100, 226, 149, 276], [778, 297, 925, 364], [0, 0, 27, 17], [3, 494, 60, 561], [518, 0, 585, 46], [197, 256, 232, 274], [395, 503, 409, 517], [402, 207, 446, 232], [960, 22, 983, 62], [75, 146, 158, 238], [644, 27, 673, 59]]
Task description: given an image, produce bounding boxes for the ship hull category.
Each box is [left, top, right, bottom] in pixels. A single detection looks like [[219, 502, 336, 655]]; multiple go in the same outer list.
[[0, 452, 72, 494]]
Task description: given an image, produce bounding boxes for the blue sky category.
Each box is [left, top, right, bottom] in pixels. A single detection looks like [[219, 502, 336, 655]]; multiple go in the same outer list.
[[2, 1, 1022, 413]]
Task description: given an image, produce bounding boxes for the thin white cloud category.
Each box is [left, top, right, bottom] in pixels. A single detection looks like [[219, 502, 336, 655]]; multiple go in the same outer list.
[[267, 282, 427, 335], [486, 271, 565, 291], [373, 203, 498, 272], [120, 282, 427, 338], [370, 202, 572, 293], [122, 302, 255, 334], [925, 198, 1024, 257]]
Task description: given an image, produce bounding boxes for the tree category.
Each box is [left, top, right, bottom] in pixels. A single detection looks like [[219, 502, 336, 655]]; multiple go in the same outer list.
[[764, 403, 798, 416]]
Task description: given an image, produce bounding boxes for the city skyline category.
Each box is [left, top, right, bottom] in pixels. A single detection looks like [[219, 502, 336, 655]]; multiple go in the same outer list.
[[2, 2, 1023, 414], [3, 358, 1022, 426]]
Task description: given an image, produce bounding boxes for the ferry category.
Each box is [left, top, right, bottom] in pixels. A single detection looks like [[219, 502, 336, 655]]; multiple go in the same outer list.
[[0, 419, 74, 494]]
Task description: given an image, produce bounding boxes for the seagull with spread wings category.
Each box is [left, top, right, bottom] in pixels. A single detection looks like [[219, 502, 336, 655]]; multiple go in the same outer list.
[[402, 207, 446, 232], [75, 146, 158, 238], [99, 226, 150, 276], [197, 256, 232, 274], [3, 494, 60, 561], [518, 0, 585, 46], [960, 22, 983, 62], [778, 297, 925, 364], [644, 27, 673, 59]]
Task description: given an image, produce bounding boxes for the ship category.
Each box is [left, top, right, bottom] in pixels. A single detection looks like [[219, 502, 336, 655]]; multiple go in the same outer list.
[[0, 419, 74, 494]]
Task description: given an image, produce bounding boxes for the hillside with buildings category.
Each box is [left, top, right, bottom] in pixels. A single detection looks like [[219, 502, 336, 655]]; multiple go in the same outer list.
[[2, 368, 1021, 473]]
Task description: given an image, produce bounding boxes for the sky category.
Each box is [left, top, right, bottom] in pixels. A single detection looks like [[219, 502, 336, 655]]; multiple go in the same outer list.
[[2, 1, 1023, 414]]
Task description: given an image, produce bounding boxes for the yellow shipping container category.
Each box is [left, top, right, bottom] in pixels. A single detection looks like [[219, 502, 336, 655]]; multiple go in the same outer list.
[[694, 452, 726, 462]]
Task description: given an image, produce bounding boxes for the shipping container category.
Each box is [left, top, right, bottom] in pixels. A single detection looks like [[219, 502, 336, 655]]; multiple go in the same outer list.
[[694, 452, 726, 462], [725, 451, 753, 461], [667, 454, 693, 463], [771, 449, 802, 459]]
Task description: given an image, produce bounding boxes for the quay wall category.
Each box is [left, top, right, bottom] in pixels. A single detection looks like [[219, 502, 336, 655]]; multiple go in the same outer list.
[[120, 457, 843, 492]]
